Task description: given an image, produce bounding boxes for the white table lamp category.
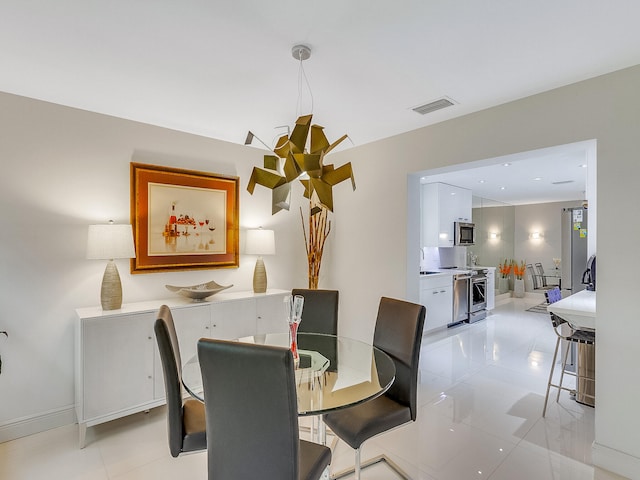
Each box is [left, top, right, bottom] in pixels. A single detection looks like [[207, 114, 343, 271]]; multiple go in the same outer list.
[[245, 228, 275, 293], [87, 221, 136, 310]]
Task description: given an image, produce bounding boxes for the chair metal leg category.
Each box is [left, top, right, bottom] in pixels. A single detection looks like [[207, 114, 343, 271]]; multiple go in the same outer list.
[[330, 442, 412, 480], [543, 337, 561, 417]]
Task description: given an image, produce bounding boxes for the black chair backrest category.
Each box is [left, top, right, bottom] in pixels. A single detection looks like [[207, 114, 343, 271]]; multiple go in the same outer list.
[[372, 297, 426, 421], [154, 305, 185, 457], [535, 263, 548, 286], [292, 289, 339, 335], [198, 338, 300, 479], [293, 289, 339, 372], [526, 264, 540, 289]]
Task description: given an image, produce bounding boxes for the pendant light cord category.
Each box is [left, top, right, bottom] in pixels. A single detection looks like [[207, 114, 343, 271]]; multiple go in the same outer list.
[[296, 50, 314, 118]]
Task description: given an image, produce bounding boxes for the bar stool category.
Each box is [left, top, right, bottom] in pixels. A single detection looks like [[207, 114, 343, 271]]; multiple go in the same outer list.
[[542, 287, 596, 417]]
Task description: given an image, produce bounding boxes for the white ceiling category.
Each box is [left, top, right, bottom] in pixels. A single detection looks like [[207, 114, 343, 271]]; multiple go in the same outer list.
[[421, 141, 592, 206], [1, 1, 637, 202]]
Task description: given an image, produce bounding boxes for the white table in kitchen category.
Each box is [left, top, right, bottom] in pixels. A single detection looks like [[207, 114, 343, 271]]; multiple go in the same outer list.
[[547, 289, 596, 330]]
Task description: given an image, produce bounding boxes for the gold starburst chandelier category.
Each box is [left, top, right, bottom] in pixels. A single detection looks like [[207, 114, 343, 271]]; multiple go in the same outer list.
[[245, 45, 356, 289], [246, 45, 355, 215]]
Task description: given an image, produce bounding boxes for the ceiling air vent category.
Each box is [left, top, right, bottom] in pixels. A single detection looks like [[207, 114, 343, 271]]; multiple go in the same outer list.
[[412, 97, 456, 115]]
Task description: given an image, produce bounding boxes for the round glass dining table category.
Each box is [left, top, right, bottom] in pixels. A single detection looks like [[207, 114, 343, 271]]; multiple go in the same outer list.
[[181, 332, 396, 416]]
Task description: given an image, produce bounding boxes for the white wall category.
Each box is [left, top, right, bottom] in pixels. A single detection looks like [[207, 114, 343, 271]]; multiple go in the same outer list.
[[514, 200, 583, 291], [0, 93, 308, 440], [327, 65, 640, 478]]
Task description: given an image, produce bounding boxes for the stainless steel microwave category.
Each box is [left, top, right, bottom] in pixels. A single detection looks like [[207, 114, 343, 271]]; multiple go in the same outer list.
[[454, 221, 476, 246]]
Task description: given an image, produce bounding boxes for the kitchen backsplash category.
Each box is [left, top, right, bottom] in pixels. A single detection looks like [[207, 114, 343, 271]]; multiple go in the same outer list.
[[422, 247, 468, 270]]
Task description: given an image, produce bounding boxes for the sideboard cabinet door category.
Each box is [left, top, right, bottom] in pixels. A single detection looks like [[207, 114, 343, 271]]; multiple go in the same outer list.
[[81, 312, 155, 420], [210, 299, 257, 340], [255, 293, 289, 334]]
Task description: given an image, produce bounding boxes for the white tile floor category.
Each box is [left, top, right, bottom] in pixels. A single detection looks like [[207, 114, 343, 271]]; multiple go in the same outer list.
[[0, 297, 630, 479]]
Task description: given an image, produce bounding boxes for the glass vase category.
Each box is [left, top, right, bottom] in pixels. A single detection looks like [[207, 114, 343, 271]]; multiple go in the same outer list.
[[289, 320, 299, 365], [285, 294, 304, 366]]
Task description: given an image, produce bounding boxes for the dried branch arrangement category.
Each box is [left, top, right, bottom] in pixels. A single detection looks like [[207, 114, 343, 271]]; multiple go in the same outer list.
[[300, 199, 331, 289]]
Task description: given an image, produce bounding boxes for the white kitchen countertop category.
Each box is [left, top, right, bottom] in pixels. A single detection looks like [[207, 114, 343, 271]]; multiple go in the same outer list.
[[547, 289, 596, 330]]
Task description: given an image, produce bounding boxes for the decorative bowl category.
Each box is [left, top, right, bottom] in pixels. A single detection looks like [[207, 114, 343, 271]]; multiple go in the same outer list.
[[165, 280, 233, 301]]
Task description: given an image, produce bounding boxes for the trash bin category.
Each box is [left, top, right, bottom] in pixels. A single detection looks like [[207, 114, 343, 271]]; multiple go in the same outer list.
[[576, 342, 595, 406]]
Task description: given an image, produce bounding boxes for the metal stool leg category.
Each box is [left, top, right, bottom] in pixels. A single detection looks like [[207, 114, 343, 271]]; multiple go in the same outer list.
[[543, 336, 561, 417], [556, 339, 572, 402]]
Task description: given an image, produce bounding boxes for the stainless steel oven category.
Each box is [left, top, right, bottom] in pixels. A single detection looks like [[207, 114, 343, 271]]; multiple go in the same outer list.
[[468, 269, 487, 323]]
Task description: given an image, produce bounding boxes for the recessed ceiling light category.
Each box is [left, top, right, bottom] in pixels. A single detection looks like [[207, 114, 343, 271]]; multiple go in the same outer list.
[[503, 163, 511, 167], [478, 180, 485, 184], [500, 186, 506, 190], [579, 164, 587, 168], [533, 177, 542, 181]]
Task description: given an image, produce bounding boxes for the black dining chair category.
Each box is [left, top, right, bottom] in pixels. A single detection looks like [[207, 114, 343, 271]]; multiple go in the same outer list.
[[542, 287, 596, 416], [154, 305, 207, 457], [292, 288, 339, 442], [527, 263, 553, 292], [293, 288, 339, 370], [292, 288, 339, 336], [535, 262, 559, 288], [198, 338, 332, 480], [323, 297, 426, 480]]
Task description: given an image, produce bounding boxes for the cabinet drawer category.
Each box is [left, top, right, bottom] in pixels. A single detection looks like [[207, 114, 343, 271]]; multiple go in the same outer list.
[[420, 274, 452, 290]]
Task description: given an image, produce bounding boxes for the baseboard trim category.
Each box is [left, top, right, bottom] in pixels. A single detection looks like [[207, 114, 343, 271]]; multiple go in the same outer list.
[[0, 406, 76, 443], [593, 441, 640, 480]]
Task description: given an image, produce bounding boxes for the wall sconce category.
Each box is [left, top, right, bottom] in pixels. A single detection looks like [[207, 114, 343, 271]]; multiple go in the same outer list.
[[488, 232, 500, 240], [529, 231, 543, 240], [87, 221, 136, 310], [245, 228, 276, 293]]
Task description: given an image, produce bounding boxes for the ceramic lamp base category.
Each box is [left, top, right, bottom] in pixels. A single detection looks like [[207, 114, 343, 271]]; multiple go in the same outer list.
[[101, 260, 123, 310], [252, 257, 267, 293]]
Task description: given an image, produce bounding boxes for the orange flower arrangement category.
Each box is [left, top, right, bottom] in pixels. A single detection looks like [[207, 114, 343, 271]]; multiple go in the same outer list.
[[498, 259, 512, 278], [512, 260, 526, 280]]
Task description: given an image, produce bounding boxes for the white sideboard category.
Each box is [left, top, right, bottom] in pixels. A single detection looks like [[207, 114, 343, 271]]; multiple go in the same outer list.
[[75, 289, 289, 448]]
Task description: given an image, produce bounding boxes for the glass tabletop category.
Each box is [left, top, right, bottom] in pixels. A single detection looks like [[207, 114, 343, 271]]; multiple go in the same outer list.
[[181, 332, 396, 416]]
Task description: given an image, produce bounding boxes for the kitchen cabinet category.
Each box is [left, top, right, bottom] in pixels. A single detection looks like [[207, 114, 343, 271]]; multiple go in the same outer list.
[[419, 274, 453, 332], [422, 182, 472, 247], [75, 289, 289, 448]]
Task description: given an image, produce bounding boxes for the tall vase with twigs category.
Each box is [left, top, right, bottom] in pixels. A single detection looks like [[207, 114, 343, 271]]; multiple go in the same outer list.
[[300, 198, 331, 289]]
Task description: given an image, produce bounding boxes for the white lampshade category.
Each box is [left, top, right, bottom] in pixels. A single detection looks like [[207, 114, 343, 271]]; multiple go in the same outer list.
[[245, 228, 275, 256], [87, 224, 136, 260]]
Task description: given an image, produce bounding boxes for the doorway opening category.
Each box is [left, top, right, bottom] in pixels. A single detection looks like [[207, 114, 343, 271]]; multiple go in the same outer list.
[[406, 139, 597, 303]]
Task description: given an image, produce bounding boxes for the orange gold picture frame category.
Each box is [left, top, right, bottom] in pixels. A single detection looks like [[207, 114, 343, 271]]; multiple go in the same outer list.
[[130, 162, 239, 273]]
